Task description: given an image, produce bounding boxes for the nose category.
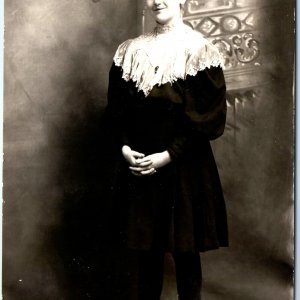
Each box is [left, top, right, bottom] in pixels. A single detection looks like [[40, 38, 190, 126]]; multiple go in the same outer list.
[[154, 0, 162, 5]]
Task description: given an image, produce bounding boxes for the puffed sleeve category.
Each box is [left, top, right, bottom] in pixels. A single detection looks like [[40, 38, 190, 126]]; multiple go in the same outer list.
[[103, 63, 130, 147], [166, 66, 227, 160]]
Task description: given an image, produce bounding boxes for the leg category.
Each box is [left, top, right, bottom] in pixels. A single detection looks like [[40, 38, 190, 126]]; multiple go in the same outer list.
[[173, 252, 202, 300], [137, 250, 165, 300]]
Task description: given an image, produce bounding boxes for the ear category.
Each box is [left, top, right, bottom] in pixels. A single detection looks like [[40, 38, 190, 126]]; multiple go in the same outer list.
[[179, 0, 186, 5]]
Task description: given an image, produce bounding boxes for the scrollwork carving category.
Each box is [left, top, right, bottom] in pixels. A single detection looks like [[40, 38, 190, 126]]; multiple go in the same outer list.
[[213, 33, 260, 68], [232, 33, 259, 63]]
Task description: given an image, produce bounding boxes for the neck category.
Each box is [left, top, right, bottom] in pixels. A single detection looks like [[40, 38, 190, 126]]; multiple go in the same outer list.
[[154, 18, 184, 34], [157, 14, 183, 26]]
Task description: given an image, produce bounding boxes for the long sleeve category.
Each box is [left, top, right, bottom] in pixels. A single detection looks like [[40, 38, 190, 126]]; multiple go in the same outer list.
[[104, 63, 130, 147], [167, 66, 227, 159]]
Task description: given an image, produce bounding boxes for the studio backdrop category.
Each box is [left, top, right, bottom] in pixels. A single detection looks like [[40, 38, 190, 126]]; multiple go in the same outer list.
[[3, 0, 294, 299]]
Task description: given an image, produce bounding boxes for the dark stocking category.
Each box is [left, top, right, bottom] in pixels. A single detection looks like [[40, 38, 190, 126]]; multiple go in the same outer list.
[[173, 252, 202, 300], [137, 251, 165, 300]]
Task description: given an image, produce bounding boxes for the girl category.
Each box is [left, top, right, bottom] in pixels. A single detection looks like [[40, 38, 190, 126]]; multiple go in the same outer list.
[[102, 1, 228, 299]]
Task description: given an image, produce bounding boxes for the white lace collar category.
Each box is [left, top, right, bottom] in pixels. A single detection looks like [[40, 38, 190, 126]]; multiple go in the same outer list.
[[153, 22, 181, 34], [113, 23, 224, 97]]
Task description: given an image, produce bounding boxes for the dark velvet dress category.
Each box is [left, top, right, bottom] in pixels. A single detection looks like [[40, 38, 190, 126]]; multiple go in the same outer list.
[[100, 26, 228, 253]]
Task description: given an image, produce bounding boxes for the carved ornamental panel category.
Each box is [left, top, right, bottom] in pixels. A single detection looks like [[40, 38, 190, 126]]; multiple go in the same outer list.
[[182, 0, 266, 137], [183, 0, 263, 91]]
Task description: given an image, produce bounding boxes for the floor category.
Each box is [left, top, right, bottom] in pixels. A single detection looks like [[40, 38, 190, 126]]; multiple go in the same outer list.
[[161, 249, 293, 300]]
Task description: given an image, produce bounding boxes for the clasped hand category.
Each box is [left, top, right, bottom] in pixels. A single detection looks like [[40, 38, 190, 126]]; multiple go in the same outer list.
[[122, 145, 171, 176]]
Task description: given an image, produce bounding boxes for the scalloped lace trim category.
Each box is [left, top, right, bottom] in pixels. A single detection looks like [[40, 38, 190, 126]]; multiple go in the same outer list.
[[113, 25, 224, 97]]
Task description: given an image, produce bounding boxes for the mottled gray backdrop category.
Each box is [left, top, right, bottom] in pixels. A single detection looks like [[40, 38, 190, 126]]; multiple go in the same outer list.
[[4, 0, 294, 299]]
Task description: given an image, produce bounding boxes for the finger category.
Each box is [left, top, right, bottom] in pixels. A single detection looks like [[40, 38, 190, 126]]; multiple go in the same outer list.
[[139, 154, 153, 160], [127, 157, 144, 167], [127, 158, 137, 167], [129, 166, 150, 171], [149, 169, 157, 176], [136, 156, 152, 163], [131, 151, 145, 158], [140, 168, 156, 175], [129, 161, 149, 168], [131, 171, 142, 176], [136, 160, 152, 167]]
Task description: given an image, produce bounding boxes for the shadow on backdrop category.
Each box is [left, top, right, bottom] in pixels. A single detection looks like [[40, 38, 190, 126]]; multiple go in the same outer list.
[[3, 0, 294, 299]]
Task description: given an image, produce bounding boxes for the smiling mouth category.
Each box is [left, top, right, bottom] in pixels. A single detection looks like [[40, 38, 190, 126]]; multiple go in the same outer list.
[[154, 7, 165, 12]]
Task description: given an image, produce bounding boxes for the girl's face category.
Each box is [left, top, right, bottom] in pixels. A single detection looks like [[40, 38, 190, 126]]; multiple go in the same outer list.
[[146, 0, 186, 25]]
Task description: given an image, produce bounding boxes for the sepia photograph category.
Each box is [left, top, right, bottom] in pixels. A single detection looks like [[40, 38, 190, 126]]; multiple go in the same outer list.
[[3, 0, 294, 299]]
